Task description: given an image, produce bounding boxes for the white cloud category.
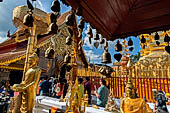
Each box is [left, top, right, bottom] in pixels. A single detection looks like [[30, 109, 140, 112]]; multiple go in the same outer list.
[[84, 50, 101, 62], [0, 31, 8, 43]]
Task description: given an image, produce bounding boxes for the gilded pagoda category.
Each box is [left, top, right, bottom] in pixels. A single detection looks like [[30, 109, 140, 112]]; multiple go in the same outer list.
[[0, 5, 88, 85]]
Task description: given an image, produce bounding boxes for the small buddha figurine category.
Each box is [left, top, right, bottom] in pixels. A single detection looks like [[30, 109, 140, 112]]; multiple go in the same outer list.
[[105, 92, 119, 113], [65, 78, 85, 113], [10, 53, 42, 113], [83, 91, 89, 107]]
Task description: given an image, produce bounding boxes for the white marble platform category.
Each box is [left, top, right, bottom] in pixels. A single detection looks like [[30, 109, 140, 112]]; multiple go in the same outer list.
[[33, 96, 170, 113], [33, 96, 111, 113]]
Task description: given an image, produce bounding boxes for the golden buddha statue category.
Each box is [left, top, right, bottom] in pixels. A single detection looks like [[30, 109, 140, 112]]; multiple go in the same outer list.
[[105, 92, 119, 113], [83, 91, 89, 107], [65, 78, 85, 113], [120, 77, 153, 113], [10, 53, 42, 113]]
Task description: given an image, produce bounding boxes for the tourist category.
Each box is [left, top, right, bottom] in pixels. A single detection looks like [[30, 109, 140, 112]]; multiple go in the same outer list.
[[0, 80, 14, 97], [84, 77, 91, 104], [37, 76, 44, 96], [55, 78, 64, 99], [78, 77, 84, 98], [63, 78, 69, 98], [39, 76, 51, 96], [51, 78, 58, 97], [94, 79, 109, 107]]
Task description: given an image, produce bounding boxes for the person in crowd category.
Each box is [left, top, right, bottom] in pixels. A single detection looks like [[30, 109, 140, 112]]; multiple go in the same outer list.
[[51, 78, 58, 97], [63, 78, 69, 98], [37, 76, 44, 96], [39, 76, 51, 96], [84, 77, 91, 104], [0, 80, 14, 97], [55, 78, 64, 99], [94, 79, 109, 107], [78, 78, 84, 98]]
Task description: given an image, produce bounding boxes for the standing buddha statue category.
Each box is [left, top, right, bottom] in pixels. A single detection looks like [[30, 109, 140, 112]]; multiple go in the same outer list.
[[10, 53, 42, 113]]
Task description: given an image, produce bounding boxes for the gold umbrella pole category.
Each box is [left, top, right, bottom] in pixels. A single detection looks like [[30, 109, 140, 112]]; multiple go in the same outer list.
[[22, 25, 36, 80]]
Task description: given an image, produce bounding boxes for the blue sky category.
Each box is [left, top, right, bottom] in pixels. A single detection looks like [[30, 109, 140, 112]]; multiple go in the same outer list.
[[0, 0, 141, 64]]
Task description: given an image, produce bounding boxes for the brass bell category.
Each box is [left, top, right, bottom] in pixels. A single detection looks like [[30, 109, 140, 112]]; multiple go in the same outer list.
[[66, 36, 72, 45], [78, 17, 85, 30], [45, 47, 55, 59], [100, 35, 105, 44], [51, 0, 60, 13], [101, 48, 112, 64], [94, 42, 99, 49], [128, 38, 133, 46], [50, 13, 58, 23], [66, 63, 72, 72], [141, 35, 146, 43], [164, 34, 170, 43], [87, 26, 93, 38], [78, 40, 84, 50], [89, 37, 92, 44], [65, 11, 74, 26], [68, 27, 73, 37], [48, 22, 58, 34], [64, 53, 71, 63], [23, 12, 34, 27], [115, 40, 122, 52], [94, 31, 99, 40]]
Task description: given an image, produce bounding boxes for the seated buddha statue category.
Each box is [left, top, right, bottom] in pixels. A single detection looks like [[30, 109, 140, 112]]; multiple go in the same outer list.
[[105, 92, 119, 113], [120, 77, 153, 113]]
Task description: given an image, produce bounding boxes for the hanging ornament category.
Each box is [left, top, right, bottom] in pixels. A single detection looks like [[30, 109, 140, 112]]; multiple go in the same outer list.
[[68, 27, 73, 37], [87, 26, 93, 38], [94, 31, 99, 40], [115, 40, 122, 52], [101, 48, 112, 64], [66, 63, 72, 72], [89, 38, 92, 44], [48, 22, 58, 34], [51, 0, 60, 13], [129, 47, 134, 51], [27, 0, 34, 10], [154, 32, 160, 40], [99, 35, 105, 44], [50, 13, 58, 23], [156, 41, 160, 46], [114, 53, 122, 62], [64, 54, 71, 63], [165, 45, 170, 54], [23, 12, 34, 27], [164, 34, 170, 43], [45, 47, 55, 59], [76, 6, 82, 16], [94, 42, 99, 49], [78, 17, 85, 30], [65, 11, 74, 26], [87, 26, 93, 44], [65, 36, 72, 45], [141, 35, 146, 43], [78, 40, 84, 50], [104, 41, 108, 49], [128, 38, 133, 46]]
